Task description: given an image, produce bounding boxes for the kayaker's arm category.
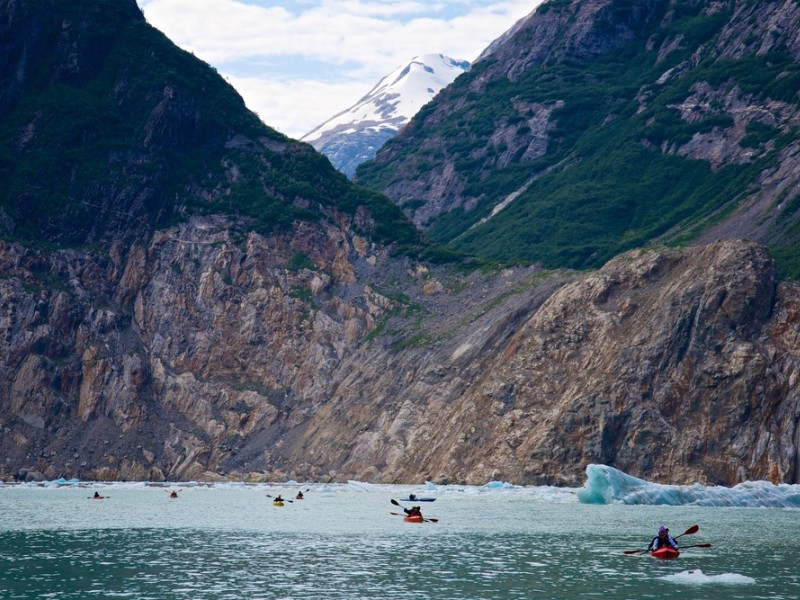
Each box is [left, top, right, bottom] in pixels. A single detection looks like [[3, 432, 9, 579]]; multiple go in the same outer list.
[[669, 537, 679, 549]]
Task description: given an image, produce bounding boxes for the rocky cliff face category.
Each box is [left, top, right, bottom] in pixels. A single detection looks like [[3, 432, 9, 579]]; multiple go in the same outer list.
[[0, 213, 411, 482], [293, 240, 800, 486], [2, 234, 798, 486]]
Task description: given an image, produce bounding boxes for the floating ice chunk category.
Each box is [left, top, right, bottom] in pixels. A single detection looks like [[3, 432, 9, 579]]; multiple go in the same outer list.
[[346, 480, 378, 492], [577, 464, 800, 508], [483, 481, 516, 489], [53, 478, 80, 486], [662, 569, 756, 585]]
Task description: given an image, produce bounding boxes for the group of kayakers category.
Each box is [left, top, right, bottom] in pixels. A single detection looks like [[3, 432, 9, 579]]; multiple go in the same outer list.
[[91, 489, 306, 503], [92, 489, 179, 499], [87, 488, 699, 551], [271, 490, 306, 505]]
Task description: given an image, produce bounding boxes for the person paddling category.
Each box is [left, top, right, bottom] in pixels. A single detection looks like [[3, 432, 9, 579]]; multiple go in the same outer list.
[[170, 491, 178, 498], [93, 491, 102, 499], [296, 491, 304, 500], [649, 526, 679, 552], [404, 505, 423, 519]]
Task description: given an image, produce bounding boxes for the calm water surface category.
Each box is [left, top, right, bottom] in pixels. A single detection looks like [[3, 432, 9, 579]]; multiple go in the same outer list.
[[1, 484, 797, 599]]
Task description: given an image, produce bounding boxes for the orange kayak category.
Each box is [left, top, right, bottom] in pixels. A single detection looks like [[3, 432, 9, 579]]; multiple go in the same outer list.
[[650, 547, 680, 559], [404, 515, 424, 523]]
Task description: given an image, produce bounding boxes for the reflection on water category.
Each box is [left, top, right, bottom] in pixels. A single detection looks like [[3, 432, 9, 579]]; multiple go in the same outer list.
[[1, 484, 798, 599]]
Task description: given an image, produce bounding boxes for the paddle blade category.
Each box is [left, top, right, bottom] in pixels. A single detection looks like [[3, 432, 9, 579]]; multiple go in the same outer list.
[[390, 499, 401, 507], [623, 549, 646, 555], [682, 524, 699, 536], [426, 518, 439, 523]]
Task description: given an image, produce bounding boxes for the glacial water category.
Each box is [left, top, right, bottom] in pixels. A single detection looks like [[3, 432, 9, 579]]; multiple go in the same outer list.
[[1, 469, 798, 599]]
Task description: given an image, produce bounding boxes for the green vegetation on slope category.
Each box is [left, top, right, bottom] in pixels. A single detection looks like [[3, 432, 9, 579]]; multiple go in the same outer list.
[[0, 2, 421, 250], [356, 2, 800, 276]]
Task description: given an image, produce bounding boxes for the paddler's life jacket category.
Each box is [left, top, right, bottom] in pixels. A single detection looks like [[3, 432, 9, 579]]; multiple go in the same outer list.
[[649, 536, 678, 551]]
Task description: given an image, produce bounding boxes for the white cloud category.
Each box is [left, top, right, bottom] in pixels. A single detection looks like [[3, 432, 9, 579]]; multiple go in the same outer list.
[[137, 0, 540, 138], [223, 73, 374, 140]]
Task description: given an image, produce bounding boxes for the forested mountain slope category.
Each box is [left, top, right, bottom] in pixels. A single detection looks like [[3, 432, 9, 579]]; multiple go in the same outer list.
[[0, 0, 419, 249], [356, 0, 800, 277]]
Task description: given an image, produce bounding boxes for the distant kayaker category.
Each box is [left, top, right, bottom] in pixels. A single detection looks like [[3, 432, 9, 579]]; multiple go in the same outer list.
[[408, 493, 417, 500], [649, 526, 679, 551], [296, 491, 304, 499], [275, 495, 284, 503], [93, 491, 102, 499], [170, 491, 178, 498], [404, 505, 423, 518]]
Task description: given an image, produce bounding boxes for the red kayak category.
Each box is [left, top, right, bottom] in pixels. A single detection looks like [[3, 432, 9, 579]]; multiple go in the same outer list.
[[650, 546, 680, 559], [404, 515, 424, 523]]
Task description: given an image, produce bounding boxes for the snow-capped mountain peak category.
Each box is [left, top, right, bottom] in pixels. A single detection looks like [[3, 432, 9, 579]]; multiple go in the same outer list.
[[302, 54, 469, 177]]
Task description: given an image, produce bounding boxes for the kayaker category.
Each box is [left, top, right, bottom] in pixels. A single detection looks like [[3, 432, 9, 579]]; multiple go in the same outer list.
[[170, 491, 178, 498], [275, 495, 284, 503], [404, 505, 423, 518], [93, 491, 102, 499], [649, 526, 679, 551], [296, 491, 304, 499], [408, 493, 417, 500]]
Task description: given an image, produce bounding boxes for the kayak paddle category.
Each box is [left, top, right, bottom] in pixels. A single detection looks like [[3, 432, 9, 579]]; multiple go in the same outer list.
[[624, 524, 700, 554], [679, 543, 712, 550], [390, 499, 438, 522], [266, 494, 293, 503]]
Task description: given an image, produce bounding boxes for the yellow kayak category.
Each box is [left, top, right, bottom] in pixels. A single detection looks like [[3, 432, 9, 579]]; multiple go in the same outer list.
[[273, 500, 284, 506]]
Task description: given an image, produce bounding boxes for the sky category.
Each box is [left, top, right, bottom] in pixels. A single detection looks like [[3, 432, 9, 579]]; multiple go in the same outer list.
[[136, 0, 542, 139]]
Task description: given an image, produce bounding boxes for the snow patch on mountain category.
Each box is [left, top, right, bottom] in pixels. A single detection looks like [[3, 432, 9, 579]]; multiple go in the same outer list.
[[302, 54, 469, 178]]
